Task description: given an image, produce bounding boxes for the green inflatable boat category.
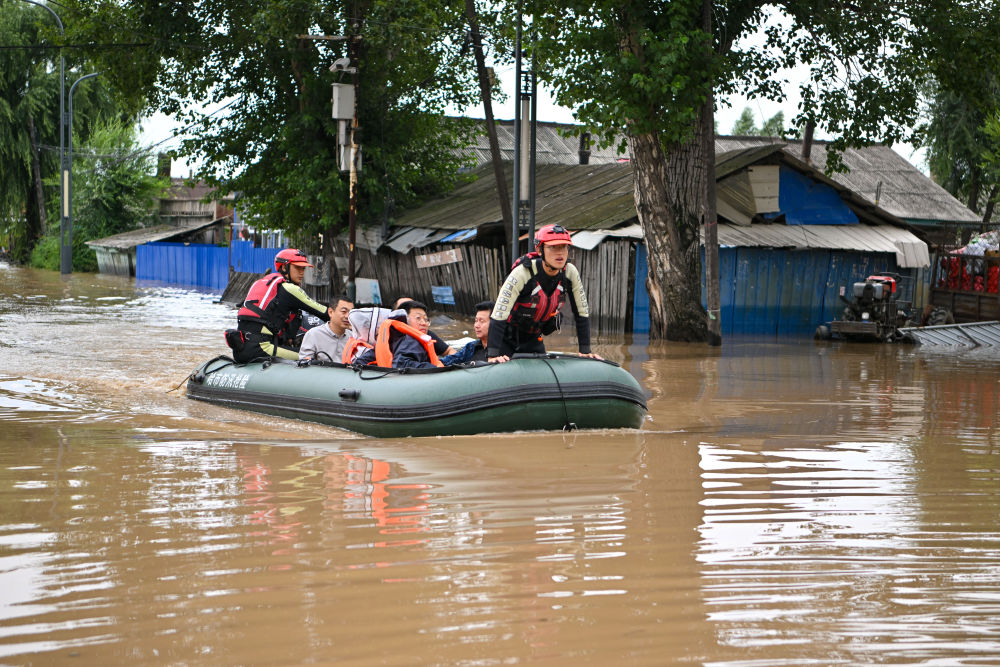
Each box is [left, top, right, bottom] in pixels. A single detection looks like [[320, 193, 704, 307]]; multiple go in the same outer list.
[[186, 354, 647, 437]]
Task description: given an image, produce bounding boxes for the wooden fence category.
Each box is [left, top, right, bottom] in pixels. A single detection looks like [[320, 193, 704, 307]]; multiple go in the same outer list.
[[322, 238, 636, 335]]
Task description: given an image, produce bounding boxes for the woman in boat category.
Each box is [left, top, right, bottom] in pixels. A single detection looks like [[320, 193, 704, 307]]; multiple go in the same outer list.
[[488, 224, 602, 362], [226, 248, 329, 363]]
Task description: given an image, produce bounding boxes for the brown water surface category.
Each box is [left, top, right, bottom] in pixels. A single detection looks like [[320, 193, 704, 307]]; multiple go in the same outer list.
[[2, 263, 1000, 665]]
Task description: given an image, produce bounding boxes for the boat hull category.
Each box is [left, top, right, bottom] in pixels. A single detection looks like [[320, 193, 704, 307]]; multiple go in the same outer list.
[[186, 355, 647, 437]]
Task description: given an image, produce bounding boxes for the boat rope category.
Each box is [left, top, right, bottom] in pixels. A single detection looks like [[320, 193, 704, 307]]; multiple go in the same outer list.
[[171, 355, 234, 393], [540, 356, 576, 431], [355, 365, 399, 380]]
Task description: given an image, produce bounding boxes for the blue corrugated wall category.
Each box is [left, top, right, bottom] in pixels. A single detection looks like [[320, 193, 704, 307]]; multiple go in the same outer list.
[[228, 241, 281, 274], [136, 241, 277, 291], [633, 245, 896, 336]]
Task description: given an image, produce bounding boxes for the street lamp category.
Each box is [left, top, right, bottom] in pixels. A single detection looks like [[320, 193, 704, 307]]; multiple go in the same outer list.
[[21, 0, 68, 273], [67, 72, 98, 259]]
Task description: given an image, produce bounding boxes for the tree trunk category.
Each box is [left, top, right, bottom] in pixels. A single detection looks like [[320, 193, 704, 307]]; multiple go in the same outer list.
[[628, 120, 709, 341], [465, 0, 513, 247], [27, 115, 47, 237], [983, 183, 999, 229]]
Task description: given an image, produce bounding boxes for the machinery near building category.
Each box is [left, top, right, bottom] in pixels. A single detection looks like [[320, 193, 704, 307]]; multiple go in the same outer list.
[[816, 274, 964, 343], [827, 275, 910, 341]]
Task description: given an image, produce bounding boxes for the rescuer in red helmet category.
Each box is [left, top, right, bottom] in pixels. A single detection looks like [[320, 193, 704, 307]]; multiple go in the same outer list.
[[487, 224, 602, 362], [224, 248, 330, 363]]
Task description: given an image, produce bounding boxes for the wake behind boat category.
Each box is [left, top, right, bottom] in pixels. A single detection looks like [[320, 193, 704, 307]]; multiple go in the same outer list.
[[186, 353, 647, 437]]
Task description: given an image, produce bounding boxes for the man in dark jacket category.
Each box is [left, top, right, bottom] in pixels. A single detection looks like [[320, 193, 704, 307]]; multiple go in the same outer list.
[[354, 301, 441, 369]]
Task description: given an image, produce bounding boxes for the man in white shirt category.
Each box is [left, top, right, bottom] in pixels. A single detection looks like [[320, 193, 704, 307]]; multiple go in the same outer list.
[[299, 295, 354, 363]]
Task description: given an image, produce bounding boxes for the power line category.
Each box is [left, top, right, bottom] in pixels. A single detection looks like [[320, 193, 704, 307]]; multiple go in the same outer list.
[[0, 43, 151, 49]]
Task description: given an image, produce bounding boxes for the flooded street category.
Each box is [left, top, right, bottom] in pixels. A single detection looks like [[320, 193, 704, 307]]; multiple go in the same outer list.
[[2, 262, 1000, 665]]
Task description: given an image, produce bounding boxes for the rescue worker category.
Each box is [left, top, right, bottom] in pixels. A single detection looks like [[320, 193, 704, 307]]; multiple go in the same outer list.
[[226, 248, 329, 363], [488, 224, 603, 362]]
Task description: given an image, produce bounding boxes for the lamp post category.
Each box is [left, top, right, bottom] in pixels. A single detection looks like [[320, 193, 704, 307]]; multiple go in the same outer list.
[[21, 0, 67, 273], [67, 72, 98, 259]]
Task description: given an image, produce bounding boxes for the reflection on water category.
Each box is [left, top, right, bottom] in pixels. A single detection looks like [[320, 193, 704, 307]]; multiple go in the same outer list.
[[2, 262, 1000, 664]]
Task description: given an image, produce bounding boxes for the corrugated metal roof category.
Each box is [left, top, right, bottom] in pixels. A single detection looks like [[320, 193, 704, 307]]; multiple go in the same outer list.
[[85, 217, 224, 250], [899, 321, 1000, 346], [466, 120, 626, 167], [716, 137, 980, 225], [393, 161, 635, 232], [708, 222, 930, 268], [384, 227, 452, 254], [459, 124, 977, 226]]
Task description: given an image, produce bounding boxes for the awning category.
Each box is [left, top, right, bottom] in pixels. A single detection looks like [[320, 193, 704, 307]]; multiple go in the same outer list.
[[385, 227, 453, 254], [570, 224, 643, 250], [707, 222, 930, 268]]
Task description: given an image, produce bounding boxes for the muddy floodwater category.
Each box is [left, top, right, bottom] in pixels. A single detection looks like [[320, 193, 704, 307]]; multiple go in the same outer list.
[[2, 262, 1000, 665]]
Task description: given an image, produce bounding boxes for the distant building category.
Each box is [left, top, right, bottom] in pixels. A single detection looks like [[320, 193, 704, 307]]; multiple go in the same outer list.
[[329, 124, 978, 336], [87, 157, 234, 276]]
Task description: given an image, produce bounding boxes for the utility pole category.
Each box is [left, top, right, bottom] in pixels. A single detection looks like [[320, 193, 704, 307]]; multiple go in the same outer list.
[[67, 72, 99, 263], [512, 2, 535, 263], [303, 31, 360, 302]]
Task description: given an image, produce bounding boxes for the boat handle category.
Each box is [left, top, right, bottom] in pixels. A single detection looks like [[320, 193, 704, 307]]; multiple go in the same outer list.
[[339, 388, 361, 401]]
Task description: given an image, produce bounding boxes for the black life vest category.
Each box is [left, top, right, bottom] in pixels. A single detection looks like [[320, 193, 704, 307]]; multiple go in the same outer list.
[[237, 272, 301, 342], [509, 253, 567, 331]]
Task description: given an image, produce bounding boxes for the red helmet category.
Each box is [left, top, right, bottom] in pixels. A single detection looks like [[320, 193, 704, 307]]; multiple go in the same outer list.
[[535, 224, 572, 250], [274, 248, 314, 272]]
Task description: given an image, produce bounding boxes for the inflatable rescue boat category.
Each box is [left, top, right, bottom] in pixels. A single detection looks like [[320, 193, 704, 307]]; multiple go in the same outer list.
[[186, 354, 647, 437]]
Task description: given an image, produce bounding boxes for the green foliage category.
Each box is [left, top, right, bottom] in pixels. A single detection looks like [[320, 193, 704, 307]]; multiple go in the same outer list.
[[916, 6, 1000, 222], [730, 108, 756, 135], [922, 87, 996, 210], [530, 1, 977, 169], [60, 118, 165, 240], [730, 107, 785, 137], [27, 231, 97, 272], [0, 1, 123, 263], [31, 117, 165, 272], [61, 0, 485, 242], [27, 234, 59, 270]]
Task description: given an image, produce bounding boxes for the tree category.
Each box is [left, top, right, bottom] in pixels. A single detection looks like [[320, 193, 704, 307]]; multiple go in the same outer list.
[[922, 87, 1000, 236], [730, 107, 786, 137], [918, 0, 1000, 238], [0, 2, 60, 262], [62, 0, 485, 284], [31, 117, 165, 272], [0, 1, 119, 263], [529, 0, 979, 341]]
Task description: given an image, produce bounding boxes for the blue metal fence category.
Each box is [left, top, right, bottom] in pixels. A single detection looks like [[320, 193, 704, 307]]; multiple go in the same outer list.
[[136, 243, 229, 290], [635, 246, 897, 337], [228, 240, 280, 274], [136, 240, 277, 292]]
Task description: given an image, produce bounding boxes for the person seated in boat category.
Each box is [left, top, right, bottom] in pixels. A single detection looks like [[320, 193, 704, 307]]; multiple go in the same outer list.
[[298, 295, 354, 363], [225, 248, 330, 364], [488, 224, 602, 363], [354, 301, 446, 369], [393, 295, 456, 356], [445, 300, 499, 364]]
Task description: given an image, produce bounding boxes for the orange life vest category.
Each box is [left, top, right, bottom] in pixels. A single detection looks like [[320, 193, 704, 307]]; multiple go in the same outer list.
[[374, 319, 443, 368], [341, 337, 374, 364]]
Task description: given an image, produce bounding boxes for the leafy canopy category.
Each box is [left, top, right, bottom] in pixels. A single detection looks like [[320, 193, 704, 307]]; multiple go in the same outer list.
[[32, 117, 166, 272], [61, 0, 486, 242]]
